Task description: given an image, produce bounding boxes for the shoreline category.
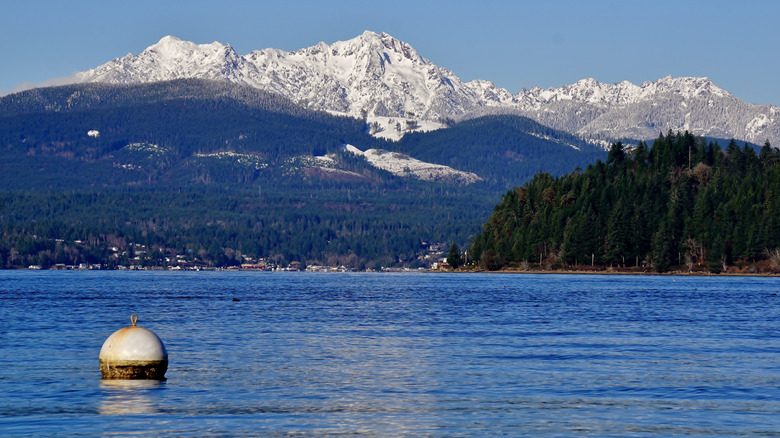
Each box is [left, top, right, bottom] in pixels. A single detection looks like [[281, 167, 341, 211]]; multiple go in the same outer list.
[[7, 265, 780, 277], [453, 267, 780, 278]]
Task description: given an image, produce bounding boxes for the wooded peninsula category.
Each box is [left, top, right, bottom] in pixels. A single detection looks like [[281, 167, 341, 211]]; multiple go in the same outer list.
[[469, 131, 780, 274]]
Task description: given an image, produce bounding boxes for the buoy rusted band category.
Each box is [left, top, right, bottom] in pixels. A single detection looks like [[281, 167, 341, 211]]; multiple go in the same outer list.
[[100, 359, 168, 380]]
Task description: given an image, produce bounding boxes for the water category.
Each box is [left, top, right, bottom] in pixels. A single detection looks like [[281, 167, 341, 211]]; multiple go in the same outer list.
[[1, 271, 779, 436]]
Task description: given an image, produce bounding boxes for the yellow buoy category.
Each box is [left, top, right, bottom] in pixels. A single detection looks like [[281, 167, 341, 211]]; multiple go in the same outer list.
[[99, 314, 168, 380]]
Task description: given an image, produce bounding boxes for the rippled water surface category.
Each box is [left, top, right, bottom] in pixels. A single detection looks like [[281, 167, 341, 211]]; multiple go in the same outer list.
[[1, 271, 779, 436]]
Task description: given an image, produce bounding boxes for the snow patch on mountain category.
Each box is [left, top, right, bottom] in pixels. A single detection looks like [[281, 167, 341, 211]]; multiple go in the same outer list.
[[527, 132, 581, 150], [366, 116, 447, 141], [194, 151, 268, 169], [344, 144, 481, 184], [284, 154, 370, 183]]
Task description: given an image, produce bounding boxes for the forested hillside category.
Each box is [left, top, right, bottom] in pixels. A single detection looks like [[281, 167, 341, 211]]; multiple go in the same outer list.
[[0, 80, 605, 190], [0, 80, 378, 189], [0, 185, 496, 270], [0, 80, 609, 270], [396, 115, 606, 187], [470, 131, 780, 273]]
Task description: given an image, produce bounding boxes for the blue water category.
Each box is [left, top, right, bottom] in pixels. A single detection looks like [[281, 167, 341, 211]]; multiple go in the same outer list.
[[1, 271, 779, 436]]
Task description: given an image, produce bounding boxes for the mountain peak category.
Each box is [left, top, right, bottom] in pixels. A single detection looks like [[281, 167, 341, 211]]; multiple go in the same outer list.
[[360, 30, 381, 39], [75, 34, 245, 85], [68, 32, 775, 146], [145, 35, 192, 58], [156, 35, 182, 44], [346, 31, 420, 59], [634, 75, 730, 101], [357, 30, 396, 42]]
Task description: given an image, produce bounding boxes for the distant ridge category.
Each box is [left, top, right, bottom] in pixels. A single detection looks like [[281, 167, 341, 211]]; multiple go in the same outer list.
[[0, 79, 607, 189], [37, 32, 780, 147]]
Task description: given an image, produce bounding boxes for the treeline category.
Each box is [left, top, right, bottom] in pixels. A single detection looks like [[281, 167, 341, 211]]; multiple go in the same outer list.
[[0, 79, 335, 120], [470, 131, 780, 273], [0, 184, 496, 270]]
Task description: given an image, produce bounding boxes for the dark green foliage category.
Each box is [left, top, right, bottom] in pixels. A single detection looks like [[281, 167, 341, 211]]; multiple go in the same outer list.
[[0, 80, 610, 269], [396, 115, 607, 189], [447, 243, 463, 269], [472, 131, 780, 272], [0, 81, 378, 190], [0, 81, 606, 191], [0, 185, 499, 269]]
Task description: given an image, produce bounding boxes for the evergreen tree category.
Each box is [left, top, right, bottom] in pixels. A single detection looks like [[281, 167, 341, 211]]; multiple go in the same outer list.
[[447, 243, 463, 269], [606, 141, 626, 166]]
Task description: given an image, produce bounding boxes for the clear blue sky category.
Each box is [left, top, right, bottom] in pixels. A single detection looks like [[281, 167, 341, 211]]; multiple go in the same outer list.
[[2, 0, 779, 105]]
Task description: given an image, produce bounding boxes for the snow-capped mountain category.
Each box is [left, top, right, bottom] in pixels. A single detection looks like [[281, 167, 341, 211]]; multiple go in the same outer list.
[[77, 36, 256, 85], [75, 32, 500, 122], [73, 32, 780, 147], [503, 75, 780, 145]]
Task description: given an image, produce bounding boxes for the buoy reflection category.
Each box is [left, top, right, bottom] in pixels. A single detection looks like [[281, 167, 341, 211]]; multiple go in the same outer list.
[[98, 379, 164, 415]]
